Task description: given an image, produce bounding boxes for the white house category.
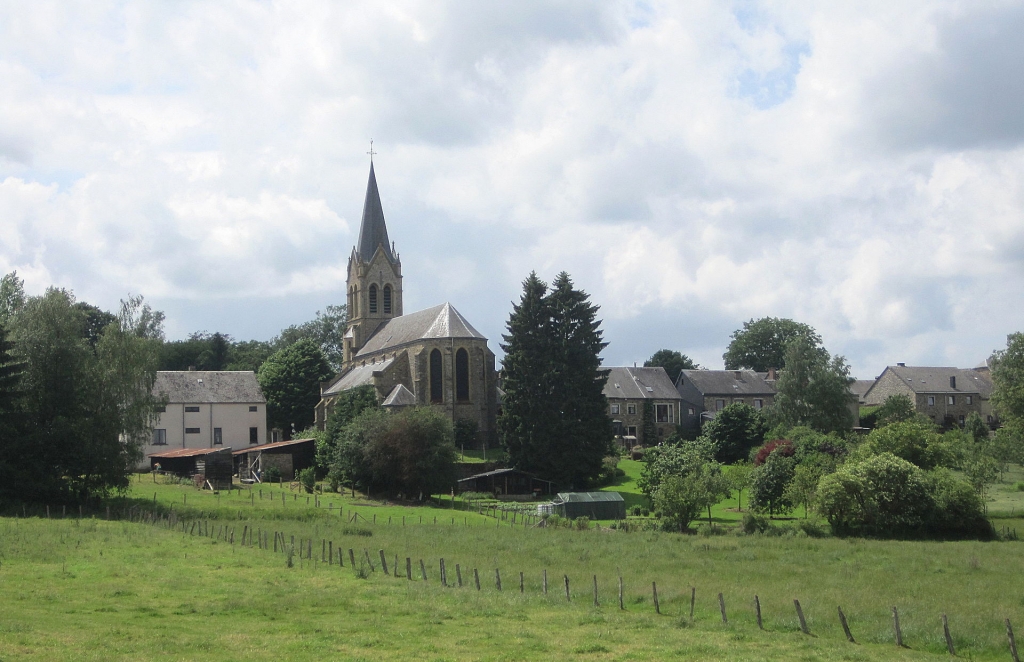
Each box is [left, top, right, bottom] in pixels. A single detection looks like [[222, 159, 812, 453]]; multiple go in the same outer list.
[[143, 371, 268, 468]]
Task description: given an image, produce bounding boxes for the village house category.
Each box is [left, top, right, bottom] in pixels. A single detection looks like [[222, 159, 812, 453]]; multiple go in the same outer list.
[[602, 366, 682, 447], [862, 364, 996, 428], [675, 369, 777, 431], [143, 371, 267, 469], [314, 163, 499, 446]]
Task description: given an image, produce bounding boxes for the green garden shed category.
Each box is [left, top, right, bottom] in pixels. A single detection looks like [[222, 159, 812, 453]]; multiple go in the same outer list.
[[552, 492, 625, 520]]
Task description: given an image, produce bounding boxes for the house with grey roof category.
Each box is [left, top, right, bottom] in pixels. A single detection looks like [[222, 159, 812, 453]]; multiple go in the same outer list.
[[602, 366, 682, 446], [675, 369, 776, 431], [862, 364, 996, 428], [144, 370, 267, 469], [315, 163, 499, 446]]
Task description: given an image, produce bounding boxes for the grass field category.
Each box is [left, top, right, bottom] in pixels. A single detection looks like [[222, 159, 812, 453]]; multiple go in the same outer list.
[[3, 473, 1024, 660]]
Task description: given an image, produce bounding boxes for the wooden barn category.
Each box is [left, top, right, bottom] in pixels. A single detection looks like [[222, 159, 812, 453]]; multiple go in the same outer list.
[[457, 468, 555, 497], [233, 438, 316, 482], [149, 447, 234, 490]]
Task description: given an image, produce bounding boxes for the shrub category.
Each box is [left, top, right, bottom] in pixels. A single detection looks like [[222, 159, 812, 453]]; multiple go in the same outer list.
[[573, 516, 590, 530], [753, 439, 795, 467], [749, 451, 796, 517], [741, 511, 770, 534], [630, 505, 644, 517], [858, 420, 945, 469], [263, 466, 282, 483], [298, 467, 316, 494]]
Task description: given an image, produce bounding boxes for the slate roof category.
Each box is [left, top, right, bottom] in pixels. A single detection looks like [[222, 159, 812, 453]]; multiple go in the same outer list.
[[382, 384, 416, 407], [850, 379, 876, 401], [879, 365, 993, 396], [355, 302, 485, 357], [322, 358, 395, 396], [676, 369, 776, 396], [355, 162, 396, 264], [603, 366, 680, 400], [153, 371, 265, 404]]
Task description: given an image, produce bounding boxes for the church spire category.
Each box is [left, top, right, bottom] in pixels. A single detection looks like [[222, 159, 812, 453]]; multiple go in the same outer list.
[[356, 162, 395, 263]]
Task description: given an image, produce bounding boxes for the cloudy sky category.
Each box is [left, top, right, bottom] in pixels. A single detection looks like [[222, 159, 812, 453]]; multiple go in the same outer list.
[[2, 1, 1023, 378]]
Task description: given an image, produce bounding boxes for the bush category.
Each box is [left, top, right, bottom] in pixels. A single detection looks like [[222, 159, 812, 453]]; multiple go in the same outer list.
[[741, 511, 771, 534], [749, 451, 795, 517], [573, 516, 590, 530], [298, 467, 316, 494], [752, 439, 795, 466], [263, 466, 282, 483]]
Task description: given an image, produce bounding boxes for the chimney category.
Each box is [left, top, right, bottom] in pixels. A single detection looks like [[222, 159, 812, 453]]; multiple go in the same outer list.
[[734, 371, 742, 380], [188, 365, 195, 371], [949, 376, 956, 389], [767, 367, 777, 381], [897, 362, 905, 367]]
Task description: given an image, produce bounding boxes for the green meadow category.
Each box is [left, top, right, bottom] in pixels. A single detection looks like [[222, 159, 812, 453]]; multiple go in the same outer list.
[[2, 474, 1024, 660]]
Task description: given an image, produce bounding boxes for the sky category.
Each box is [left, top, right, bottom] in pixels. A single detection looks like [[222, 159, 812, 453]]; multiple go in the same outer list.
[[2, 1, 1023, 379]]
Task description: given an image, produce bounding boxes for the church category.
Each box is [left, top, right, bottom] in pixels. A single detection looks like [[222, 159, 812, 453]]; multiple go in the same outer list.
[[314, 162, 499, 447]]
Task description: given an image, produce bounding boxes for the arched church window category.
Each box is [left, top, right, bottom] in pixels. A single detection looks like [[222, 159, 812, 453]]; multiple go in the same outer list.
[[383, 285, 392, 314], [430, 349, 443, 403], [456, 348, 469, 402], [369, 285, 378, 314]]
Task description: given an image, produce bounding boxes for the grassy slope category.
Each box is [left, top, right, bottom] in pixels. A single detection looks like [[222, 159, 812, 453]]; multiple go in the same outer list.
[[4, 475, 1024, 660]]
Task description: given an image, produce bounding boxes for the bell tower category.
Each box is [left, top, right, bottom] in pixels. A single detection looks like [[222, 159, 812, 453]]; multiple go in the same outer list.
[[343, 160, 403, 366]]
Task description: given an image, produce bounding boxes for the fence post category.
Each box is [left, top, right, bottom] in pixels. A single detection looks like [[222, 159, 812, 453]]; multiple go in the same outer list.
[[349, 549, 355, 567], [652, 582, 660, 614], [520, 571, 525, 593], [474, 568, 481, 591], [838, 606, 855, 643], [690, 587, 696, 621], [393, 555, 399, 578], [379, 550, 389, 575], [755, 595, 763, 630], [565, 575, 571, 602], [892, 607, 904, 647], [440, 558, 447, 587], [593, 575, 599, 607], [420, 559, 427, 581], [495, 568, 502, 591], [1008, 619, 1020, 662], [328, 541, 333, 565], [406, 557, 412, 580], [942, 614, 955, 656], [543, 569, 548, 595], [619, 576, 624, 610], [719, 593, 727, 624], [795, 599, 809, 634], [456, 564, 463, 587]]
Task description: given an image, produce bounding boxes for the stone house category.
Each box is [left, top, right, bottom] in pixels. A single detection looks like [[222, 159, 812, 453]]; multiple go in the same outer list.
[[862, 364, 996, 428], [144, 371, 267, 469], [675, 370, 776, 431], [602, 366, 682, 447], [314, 163, 499, 446]]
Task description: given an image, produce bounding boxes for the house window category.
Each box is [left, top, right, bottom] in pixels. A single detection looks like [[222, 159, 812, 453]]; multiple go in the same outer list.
[[716, 399, 725, 411], [152, 429, 167, 445], [656, 404, 670, 423], [383, 285, 392, 314], [429, 349, 443, 403], [927, 396, 935, 406], [185, 406, 200, 413], [610, 403, 620, 415], [249, 427, 258, 444], [947, 395, 955, 405], [185, 427, 200, 434], [455, 348, 470, 402], [249, 405, 258, 412], [626, 426, 637, 436], [627, 404, 636, 415], [966, 396, 973, 405], [958, 415, 965, 426], [753, 399, 763, 410], [213, 428, 223, 445], [369, 284, 378, 314], [155, 405, 166, 413], [688, 407, 695, 416]]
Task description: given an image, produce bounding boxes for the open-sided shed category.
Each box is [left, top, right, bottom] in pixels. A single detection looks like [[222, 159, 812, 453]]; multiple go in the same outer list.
[[457, 468, 555, 496], [552, 492, 625, 520], [233, 438, 316, 482], [149, 447, 234, 490]]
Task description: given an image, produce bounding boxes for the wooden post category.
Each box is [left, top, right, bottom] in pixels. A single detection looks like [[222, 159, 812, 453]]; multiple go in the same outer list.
[[543, 569, 548, 594], [420, 559, 427, 581], [308, 539, 312, 560], [322, 540, 326, 562], [440, 558, 447, 587], [406, 557, 412, 580], [456, 564, 463, 587], [719, 593, 727, 624], [565, 575, 571, 602], [795, 599, 809, 634], [755, 595, 763, 630], [619, 576, 624, 610], [652, 582, 660, 614], [593, 575, 599, 607], [495, 568, 502, 591], [379, 550, 389, 574], [393, 555, 399, 578], [690, 587, 696, 621], [363, 549, 374, 571], [838, 606, 855, 643], [1007, 619, 1020, 662], [474, 568, 481, 591], [520, 571, 524, 593], [349, 549, 356, 567], [892, 607, 904, 647], [942, 613, 955, 656], [328, 541, 333, 565]]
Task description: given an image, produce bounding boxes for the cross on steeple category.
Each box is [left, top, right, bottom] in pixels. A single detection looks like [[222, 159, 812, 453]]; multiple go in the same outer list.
[[367, 140, 377, 163]]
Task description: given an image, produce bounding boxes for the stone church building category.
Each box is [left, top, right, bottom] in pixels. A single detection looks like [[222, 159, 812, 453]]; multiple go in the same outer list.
[[314, 163, 499, 446]]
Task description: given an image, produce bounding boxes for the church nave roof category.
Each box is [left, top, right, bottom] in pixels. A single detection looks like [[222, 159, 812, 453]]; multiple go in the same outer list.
[[355, 302, 485, 357]]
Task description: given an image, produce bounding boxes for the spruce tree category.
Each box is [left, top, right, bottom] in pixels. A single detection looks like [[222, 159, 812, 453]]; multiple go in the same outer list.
[[498, 272, 553, 475]]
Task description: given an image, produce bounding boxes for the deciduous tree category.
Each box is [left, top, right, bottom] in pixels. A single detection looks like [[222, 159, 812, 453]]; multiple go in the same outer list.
[[771, 336, 854, 433], [644, 349, 698, 383], [700, 403, 767, 464], [258, 339, 334, 437], [723, 317, 821, 372]]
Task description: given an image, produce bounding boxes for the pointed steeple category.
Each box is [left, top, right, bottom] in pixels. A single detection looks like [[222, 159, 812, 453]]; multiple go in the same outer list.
[[356, 162, 395, 263]]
